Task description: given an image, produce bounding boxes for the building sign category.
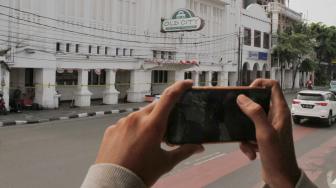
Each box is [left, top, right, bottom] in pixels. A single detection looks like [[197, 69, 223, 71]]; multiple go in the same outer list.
[[161, 9, 204, 32], [258, 52, 268, 61], [248, 51, 268, 61], [248, 51, 259, 60]]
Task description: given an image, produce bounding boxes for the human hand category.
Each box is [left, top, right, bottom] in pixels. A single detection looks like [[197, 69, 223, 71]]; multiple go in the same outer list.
[[237, 79, 301, 188], [95, 80, 204, 186]]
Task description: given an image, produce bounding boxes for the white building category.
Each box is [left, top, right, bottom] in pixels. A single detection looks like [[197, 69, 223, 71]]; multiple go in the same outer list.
[[239, 3, 272, 86], [263, 1, 303, 88], [0, 0, 274, 109]]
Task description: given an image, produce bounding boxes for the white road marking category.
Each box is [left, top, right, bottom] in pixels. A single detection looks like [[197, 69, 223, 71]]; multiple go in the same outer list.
[[193, 153, 227, 166], [95, 111, 105, 116], [183, 152, 221, 165], [78, 113, 88, 118], [332, 178, 336, 185], [15, 121, 27, 125], [111, 110, 120, 114], [126, 108, 134, 112]]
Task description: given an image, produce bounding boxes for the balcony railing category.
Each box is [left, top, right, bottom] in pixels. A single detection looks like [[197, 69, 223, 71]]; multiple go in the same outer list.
[[266, 2, 302, 21]]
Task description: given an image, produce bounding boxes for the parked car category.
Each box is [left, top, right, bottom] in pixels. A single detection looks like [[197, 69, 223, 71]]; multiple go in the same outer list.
[[329, 80, 336, 94], [291, 90, 336, 126], [153, 95, 161, 102]]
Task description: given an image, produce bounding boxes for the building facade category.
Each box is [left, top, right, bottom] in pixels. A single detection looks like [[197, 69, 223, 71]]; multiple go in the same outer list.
[[0, 0, 276, 109]]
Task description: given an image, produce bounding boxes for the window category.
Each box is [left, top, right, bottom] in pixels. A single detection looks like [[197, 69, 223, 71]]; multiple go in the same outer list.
[[105, 47, 109, 55], [66, 43, 71, 52], [297, 94, 324, 101], [88, 70, 106, 85], [56, 42, 61, 52], [75, 44, 80, 53], [25, 68, 34, 87], [263, 33, 270, 49], [116, 48, 120, 56], [153, 70, 168, 84], [161, 51, 166, 59], [89, 45, 92, 54], [56, 71, 78, 85], [153, 50, 158, 58], [130, 49, 134, 56], [100, 70, 106, 85], [244, 28, 251, 46], [88, 70, 99, 85], [123, 48, 127, 56], [184, 72, 192, 79], [254, 30, 261, 48], [97, 46, 100, 54], [168, 52, 175, 60]]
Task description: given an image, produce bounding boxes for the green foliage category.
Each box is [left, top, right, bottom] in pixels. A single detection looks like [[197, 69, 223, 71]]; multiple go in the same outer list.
[[272, 22, 315, 68], [300, 58, 317, 72], [309, 23, 336, 63]]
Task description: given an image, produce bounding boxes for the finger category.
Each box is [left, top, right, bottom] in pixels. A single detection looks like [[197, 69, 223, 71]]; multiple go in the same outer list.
[[139, 102, 156, 114], [168, 144, 204, 166], [242, 141, 259, 152], [250, 79, 288, 109], [237, 95, 275, 138], [240, 142, 257, 160], [150, 80, 193, 126]]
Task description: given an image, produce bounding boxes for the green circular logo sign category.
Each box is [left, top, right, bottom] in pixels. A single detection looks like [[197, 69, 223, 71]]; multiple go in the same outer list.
[[161, 9, 204, 33]]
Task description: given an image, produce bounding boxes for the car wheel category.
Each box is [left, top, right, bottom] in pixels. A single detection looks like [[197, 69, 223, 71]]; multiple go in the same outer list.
[[293, 116, 301, 125], [326, 112, 333, 127]]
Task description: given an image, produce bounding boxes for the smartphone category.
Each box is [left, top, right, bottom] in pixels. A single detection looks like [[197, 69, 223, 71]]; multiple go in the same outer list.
[[165, 87, 271, 145]]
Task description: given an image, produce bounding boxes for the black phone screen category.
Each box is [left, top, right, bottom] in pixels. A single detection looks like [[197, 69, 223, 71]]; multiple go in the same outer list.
[[165, 88, 271, 144]]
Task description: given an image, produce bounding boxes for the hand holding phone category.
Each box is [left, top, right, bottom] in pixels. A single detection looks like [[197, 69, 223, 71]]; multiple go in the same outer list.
[[165, 87, 271, 144]]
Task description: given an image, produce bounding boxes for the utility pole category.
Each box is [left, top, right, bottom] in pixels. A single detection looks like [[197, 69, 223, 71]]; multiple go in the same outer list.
[[237, 29, 241, 86]]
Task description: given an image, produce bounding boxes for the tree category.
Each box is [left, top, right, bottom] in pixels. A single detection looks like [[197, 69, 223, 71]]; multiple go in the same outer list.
[[273, 23, 315, 89], [309, 23, 336, 82]]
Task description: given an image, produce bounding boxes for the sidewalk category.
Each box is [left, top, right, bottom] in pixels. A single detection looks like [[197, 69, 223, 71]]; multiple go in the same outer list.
[[0, 101, 148, 127]]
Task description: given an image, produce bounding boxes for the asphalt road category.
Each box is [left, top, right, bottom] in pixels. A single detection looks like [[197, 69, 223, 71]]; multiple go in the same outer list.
[[1, 92, 336, 188]]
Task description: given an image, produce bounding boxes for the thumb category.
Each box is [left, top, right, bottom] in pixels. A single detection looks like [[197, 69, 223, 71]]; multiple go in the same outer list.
[[237, 95, 273, 137], [168, 145, 204, 166]]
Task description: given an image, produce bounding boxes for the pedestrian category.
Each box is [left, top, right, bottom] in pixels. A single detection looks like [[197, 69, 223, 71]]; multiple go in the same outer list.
[[81, 79, 317, 188], [11, 87, 23, 113], [306, 79, 313, 90]]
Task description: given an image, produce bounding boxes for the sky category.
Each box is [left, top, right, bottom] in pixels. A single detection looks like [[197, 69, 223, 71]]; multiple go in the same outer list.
[[290, 0, 336, 26]]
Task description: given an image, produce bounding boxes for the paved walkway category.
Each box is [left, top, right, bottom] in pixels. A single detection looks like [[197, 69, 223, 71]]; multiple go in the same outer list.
[[0, 101, 148, 126]]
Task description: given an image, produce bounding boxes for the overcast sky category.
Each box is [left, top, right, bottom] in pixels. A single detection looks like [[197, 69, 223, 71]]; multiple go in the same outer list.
[[290, 0, 336, 26]]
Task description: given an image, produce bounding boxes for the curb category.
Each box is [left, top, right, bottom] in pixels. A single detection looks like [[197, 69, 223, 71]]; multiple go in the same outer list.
[[0, 107, 141, 127]]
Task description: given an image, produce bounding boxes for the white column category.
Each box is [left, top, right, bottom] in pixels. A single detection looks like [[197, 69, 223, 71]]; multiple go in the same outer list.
[[218, 72, 229, 86], [271, 67, 276, 80], [228, 72, 238, 86], [127, 70, 151, 102], [34, 68, 57, 109], [75, 69, 92, 107], [0, 66, 10, 109], [295, 71, 300, 89], [103, 70, 120, 104], [174, 71, 185, 82], [205, 71, 212, 86], [192, 71, 199, 86]]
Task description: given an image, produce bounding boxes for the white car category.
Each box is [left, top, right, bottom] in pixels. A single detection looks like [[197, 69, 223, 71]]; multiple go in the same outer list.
[[153, 95, 161, 102], [291, 90, 336, 126]]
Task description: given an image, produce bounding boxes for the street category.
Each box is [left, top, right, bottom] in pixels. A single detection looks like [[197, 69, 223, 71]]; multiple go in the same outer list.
[[1, 93, 336, 188]]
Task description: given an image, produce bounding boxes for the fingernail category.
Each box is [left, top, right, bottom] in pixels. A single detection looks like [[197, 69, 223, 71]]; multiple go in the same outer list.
[[237, 95, 251, 105]]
